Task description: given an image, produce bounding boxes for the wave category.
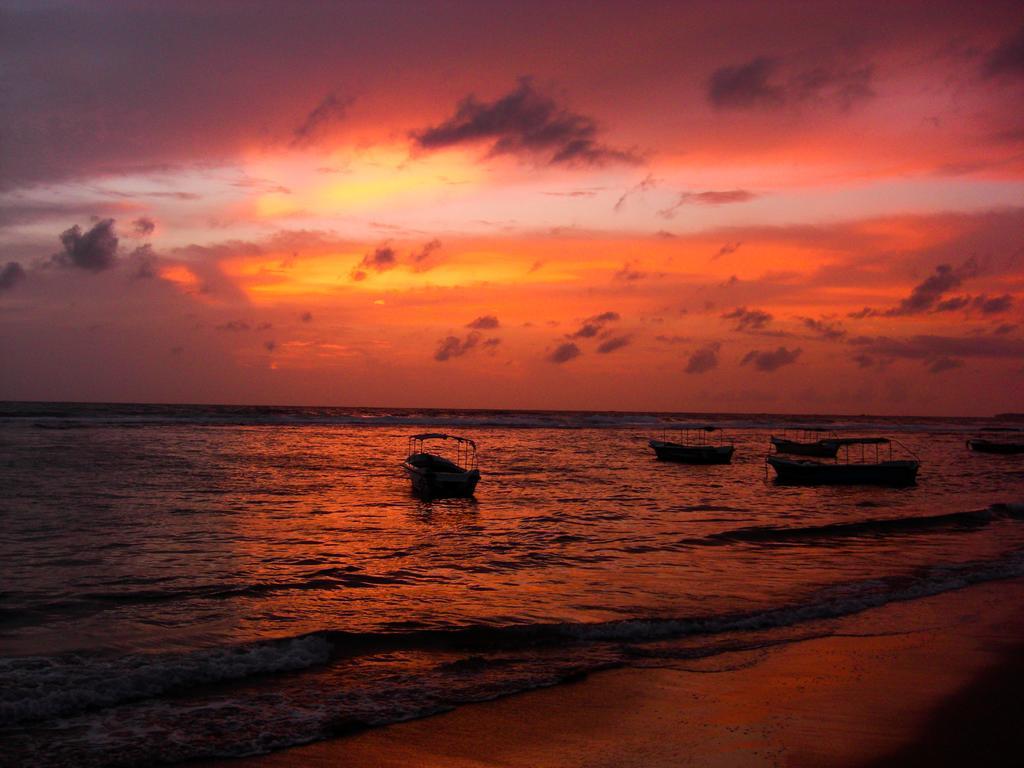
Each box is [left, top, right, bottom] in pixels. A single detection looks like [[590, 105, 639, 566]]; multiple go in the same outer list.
[[705, 503, 1024, 544], [6, 545, 1024, 729]]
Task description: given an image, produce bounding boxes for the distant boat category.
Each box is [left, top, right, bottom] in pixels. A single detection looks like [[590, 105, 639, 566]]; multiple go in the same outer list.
[[770, 429, 840, 458], [766, 437, 919, 486], [402, 433, 480, 498], [967, 438, 1024, 455], [649, 425, 734, 464]]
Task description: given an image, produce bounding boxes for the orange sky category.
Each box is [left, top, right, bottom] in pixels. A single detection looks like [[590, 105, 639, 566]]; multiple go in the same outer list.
[[1, 1, 1022, 415]]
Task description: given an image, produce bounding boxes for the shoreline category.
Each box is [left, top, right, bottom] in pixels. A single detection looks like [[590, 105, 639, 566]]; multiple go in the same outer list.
[[201, 576, 1024, 768]]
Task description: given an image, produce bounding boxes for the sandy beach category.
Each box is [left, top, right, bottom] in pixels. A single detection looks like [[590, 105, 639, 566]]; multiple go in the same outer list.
[[202, 577, 1024, 768]]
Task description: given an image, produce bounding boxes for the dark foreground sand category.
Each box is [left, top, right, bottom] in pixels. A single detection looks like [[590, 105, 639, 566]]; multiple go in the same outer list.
[[205, 578, 1024, 767]]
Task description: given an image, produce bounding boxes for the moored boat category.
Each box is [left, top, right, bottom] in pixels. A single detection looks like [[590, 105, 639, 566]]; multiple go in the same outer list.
[[967, 438, 1024, 455], [649, 425, 734, 464], [401, 433, 480, 498], [766, 437, 919, 486]]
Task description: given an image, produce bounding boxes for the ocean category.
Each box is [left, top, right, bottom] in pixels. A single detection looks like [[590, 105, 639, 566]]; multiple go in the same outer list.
[[2, 402, 1024, 766]]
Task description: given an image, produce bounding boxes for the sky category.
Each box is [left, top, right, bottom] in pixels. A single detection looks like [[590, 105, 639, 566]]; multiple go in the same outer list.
[[1, 0, 1023, 415]]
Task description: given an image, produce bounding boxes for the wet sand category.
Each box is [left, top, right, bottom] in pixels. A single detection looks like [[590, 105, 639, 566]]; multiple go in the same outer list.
[[206, 578, 1024, 768]]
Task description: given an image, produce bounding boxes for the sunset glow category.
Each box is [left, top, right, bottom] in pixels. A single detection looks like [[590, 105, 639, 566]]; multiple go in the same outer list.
[[2, 1, 1023, 414]]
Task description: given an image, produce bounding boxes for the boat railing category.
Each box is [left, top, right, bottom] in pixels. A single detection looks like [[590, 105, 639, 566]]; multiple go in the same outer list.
[[830, 437, 918, 464], [774, 428, 839, 443], [656, 425, 732, 447], [407, 433, 478, 470]]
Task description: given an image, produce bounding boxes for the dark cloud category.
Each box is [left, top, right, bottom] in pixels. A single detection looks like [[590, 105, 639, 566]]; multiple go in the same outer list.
[[851, 260, 981, 317], [467, 315, 500, 330], [685, 342, 720, 374], [800, 317, 846, 340], [984, 24, 1024, 79], [973, 294, 1013, 315], [849, 333, 1024, 364], [708, 57, 785, 109], [413, 77, 638, 167], [548, 341, 582, 363], [852, 353, 875, 368], [217, 320, 251, 332], [613, 262, 646, 281], [0, 261, 26, 293], [127, 244, 158, 279], [52, 219, 119, 271], [993, 323, 1018, 335], [434, 332, 481, 362], [708, 56, 873, 111], [659, 190, 756, 219], [722, 306, 772, 331], [740, 346, 801, 371], [596, 335, 630, 354], [713, 241, 742, 260], [291, 92, 351, 147], [410, 239, 443, 272], [570, 311, 620, 339], [928, 357, 963, 374], [351, 244, 397, 281], [132, 217, 156, 236]]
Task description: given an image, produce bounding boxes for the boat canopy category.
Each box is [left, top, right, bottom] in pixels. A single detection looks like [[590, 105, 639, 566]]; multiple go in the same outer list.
[[828, 437, 890, 446], [409, 433, 477, 448]]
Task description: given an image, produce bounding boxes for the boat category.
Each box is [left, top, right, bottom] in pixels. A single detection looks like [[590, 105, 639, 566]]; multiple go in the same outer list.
[[766, 437, 919, 486], [401, 433, 480, 498], [649, 425, 734, 464], [769, 429, 840, 458], [967, 438, 1024, 455]]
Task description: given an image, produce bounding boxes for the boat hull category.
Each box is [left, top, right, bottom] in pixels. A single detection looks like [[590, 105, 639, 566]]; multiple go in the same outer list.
[[649, 440, 734, 464], [767, 455, 918, 486], [770, 436, 840, 458], [402, 463, 480, 498], [968, 439, 1024, 455]]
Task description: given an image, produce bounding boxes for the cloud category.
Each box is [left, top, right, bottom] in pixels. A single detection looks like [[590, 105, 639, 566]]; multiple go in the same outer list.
[[351, 244, 397, 281], [614, 173, 657, 211], [217, 320, 251, 331], [851, 260, 981, 317], [570, 310, 620, 339], [685, 342, 720, 374], [613, 262, 646, 281], [434, 331, 482, 361], [52, 219, 119, 271], [707, 56, 873, 111], [740, 346, 802, 371], [410, 239, 443, 272], [548, 341, 582, 363], [708, 57, 785, 109], [412, 77, 638, 167], [467, 315, 500, 329], [972, 294, 1013, 315], [132, 217, 155, 236], [849, 333, 1024, 361], [984, 24, 1024, 79], [928, 357, 963, 374], [291, 92, 351, 146], [722, 306, 772, 331], [127, 244, 158, 279], [658, 190, 756, 219], [800, 317, 846, 340], [596, 335, 630, 354], [0, 261, 26, 293], [712, 241, 742, 260]]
